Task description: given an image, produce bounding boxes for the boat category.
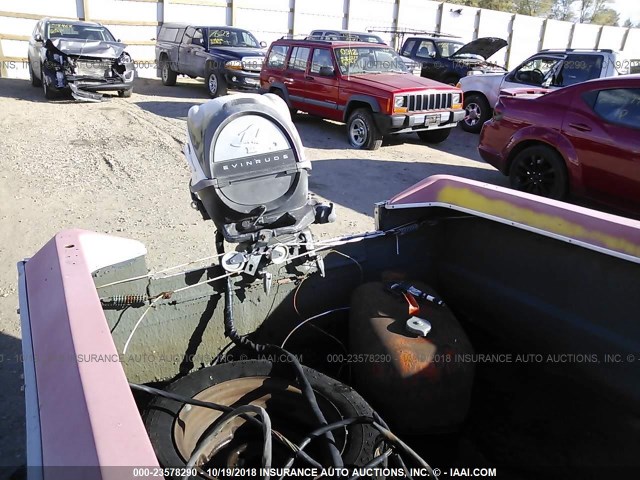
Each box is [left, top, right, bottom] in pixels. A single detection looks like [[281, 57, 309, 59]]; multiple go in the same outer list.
[[18, 94, 640, 480]]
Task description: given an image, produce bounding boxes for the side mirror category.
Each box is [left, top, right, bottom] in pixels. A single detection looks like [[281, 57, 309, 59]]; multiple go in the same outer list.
[[319, 66, 335, 77], [117, 38, 122, 43], [260, 40, 267, 48], [429, 51, 436, 58], [34, 34, 43, 43]]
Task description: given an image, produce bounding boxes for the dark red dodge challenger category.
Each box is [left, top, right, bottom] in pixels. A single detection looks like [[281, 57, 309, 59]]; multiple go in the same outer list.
[[478, 75, 640, 211]]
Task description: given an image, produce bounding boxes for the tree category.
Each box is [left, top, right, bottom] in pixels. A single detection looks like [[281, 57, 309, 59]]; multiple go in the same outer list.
[[446, 0, 517, 9], [576, 0, 616, 23], [550, 0, 576, 21], [445, 0, 623, 25], [480, 0, 516, 10], [516, 0, 554, 17], [590, 7, 619, 25], [445, 0, 481, 6]]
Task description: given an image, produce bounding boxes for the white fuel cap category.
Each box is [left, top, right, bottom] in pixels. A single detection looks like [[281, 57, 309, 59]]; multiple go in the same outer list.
[[406, 316, 432, 337]]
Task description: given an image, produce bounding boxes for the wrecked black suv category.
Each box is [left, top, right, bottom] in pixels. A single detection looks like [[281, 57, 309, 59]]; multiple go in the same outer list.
[[27, 18, 135, 101]]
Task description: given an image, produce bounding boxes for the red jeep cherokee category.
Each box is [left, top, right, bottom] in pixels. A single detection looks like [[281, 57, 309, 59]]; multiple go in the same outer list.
[[260, 38, 465, 150]]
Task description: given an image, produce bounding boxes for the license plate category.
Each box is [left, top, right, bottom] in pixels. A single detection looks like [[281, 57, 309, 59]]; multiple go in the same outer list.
[[246, 78, 259, 86], [425, 115, 438, 126]]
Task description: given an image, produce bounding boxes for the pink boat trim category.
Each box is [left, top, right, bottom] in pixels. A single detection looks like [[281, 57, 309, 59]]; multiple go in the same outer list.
[[388, 175, 640, 263], [23, 229, 158, 479]]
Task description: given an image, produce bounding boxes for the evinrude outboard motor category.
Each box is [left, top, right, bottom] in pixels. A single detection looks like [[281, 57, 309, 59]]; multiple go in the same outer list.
[[184, 93, 335, 280]]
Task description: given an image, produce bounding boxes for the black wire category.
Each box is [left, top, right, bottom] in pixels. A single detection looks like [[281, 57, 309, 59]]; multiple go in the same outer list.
[[279, 415, 436, 479], [129, 382, 323, 469], [280, 416, 373, 477], [130, 382, 232, 413], [183, 404, 272, 480], [348, 449, 393, 480], [110, 305, 130, 333], [371, 423, 436, 477], [223, 275, 344, 469], [391, 452, 415, 480], [211, 341, 234, 365]]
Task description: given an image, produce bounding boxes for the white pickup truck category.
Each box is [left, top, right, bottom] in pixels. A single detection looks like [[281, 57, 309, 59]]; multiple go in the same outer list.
[[458, 48, 632, 133]]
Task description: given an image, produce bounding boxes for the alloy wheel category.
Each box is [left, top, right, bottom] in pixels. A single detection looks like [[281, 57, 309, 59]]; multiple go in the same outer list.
[[208, 74, 218, 96], [162, 63, 169, 83], [349, 118, 367, 148], [465, 102, 481, 127], [512, 154, 558, 196]]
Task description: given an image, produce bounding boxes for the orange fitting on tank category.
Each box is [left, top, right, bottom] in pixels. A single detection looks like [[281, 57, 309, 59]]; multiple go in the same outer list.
[[402, 292, 420, 316]]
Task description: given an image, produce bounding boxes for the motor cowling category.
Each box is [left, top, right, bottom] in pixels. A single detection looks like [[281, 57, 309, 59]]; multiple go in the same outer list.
[[184, 94, 319, 243]]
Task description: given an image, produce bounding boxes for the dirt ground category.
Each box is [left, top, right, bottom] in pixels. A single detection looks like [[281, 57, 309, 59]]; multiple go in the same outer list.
[[0, 76, 508, 470]]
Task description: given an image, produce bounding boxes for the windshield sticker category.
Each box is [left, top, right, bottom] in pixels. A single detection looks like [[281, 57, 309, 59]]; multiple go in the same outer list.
[[209, 30, 230, 45], [338, 48, 358, 66], [49, 24, 75, 36]]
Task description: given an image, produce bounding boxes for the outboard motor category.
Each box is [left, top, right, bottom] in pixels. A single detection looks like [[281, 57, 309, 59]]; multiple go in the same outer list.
[[184, 93, 334, 280]]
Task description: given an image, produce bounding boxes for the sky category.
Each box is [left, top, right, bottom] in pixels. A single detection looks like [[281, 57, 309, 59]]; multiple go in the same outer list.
[[612, 0, 640, 24]]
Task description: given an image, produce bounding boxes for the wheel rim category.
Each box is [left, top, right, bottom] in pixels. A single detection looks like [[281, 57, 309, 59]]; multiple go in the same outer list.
[[172, 376, 347, 469], [349, 118, 367, 147], [465, 102, 481, 126], [162, 63, 168, 82], [208, 74, 218, 95], [512, 154, 557, 196]]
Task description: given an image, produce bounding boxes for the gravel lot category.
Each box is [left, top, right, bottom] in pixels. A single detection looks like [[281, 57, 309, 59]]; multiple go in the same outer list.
[[0, 76, 507, 470]]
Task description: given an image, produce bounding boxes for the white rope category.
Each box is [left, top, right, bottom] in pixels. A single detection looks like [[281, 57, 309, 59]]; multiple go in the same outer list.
[[280, 307, 350, 349], [122, 272, 235, 354], [96, 252, 226, 289]]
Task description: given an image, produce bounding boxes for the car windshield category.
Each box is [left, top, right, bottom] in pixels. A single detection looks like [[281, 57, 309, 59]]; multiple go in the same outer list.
[[334, 47, 408, 75], [47, 23, 116, 42], [436, 41, 465, 57], [208, 29, 259, 48]]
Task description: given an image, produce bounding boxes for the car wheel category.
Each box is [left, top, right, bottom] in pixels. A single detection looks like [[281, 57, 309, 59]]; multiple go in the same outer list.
[[417, 128, 452, 144], [41, 67, 55, 100], [160, 58, 177, 86], [118, 89, 132, 98], [29, 58, 41, 87], [206, 70, 227, 98], [272, 89, 297, 117], [509, 145, 568, 200], [143, 360, 380, 477], [461, 93, 490, 134], [347, 108, 383, 150]]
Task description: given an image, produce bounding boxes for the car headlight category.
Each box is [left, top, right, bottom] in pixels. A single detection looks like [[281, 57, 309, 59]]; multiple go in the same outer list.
[[452, 92, 462, 109], [117, 52, 132, 65], [394, 96, 408, 113], [225, 60, 243, 70]]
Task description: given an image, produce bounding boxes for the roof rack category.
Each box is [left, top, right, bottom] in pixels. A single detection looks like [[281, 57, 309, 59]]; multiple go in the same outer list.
[[278, 34, 315, 40], [367, 27, 460, 38], [539, 48, 614, 53], [278, 34, 370, 44], [367, 27, 460, 49]]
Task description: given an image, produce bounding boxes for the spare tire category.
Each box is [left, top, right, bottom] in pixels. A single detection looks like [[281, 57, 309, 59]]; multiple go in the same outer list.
[[144, 360, 381, 477]]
